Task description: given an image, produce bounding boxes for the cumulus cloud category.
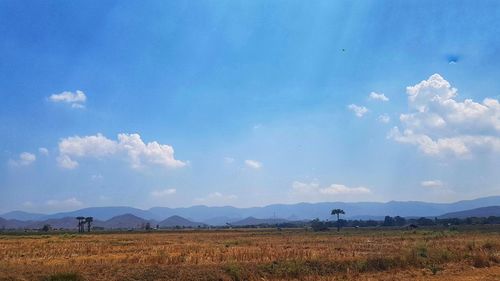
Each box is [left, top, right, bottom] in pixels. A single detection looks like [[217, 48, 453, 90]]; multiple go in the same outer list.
[[389, 74, 500, 157], [49, 90, 86, 108], [57, 133, 186, 170], [194, 192, 238, 206], [348, 104, 368, 117], [421, 180, 444, 188], [9, 152, 36, 166], [245, 159, 262, 169], [378, 114, 391, 123], [151, 188, 177, 198], [369, 92, 389, 102]]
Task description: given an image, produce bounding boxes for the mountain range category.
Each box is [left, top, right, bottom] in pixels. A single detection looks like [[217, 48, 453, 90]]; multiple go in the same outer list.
[[439, 206, 500, 219], [2, 196, 500, 227]]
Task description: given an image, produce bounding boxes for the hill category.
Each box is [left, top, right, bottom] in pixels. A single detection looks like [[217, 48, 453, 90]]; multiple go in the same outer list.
[[439, 206, 500, 219], [0, 210, 46, 221], [158, 215, 204, 228], [96, 214, 153, 229]]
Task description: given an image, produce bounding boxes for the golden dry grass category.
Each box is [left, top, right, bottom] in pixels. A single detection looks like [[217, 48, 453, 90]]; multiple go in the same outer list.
[[0, 228, 499, 280]]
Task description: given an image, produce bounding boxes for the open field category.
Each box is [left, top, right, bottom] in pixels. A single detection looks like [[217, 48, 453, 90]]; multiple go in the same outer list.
[[1, 227, 499, 281]]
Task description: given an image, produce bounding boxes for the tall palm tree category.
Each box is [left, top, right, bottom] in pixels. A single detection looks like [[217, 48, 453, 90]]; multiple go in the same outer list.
[[85, 217, 93, 232], [331, 209, 345, 232]]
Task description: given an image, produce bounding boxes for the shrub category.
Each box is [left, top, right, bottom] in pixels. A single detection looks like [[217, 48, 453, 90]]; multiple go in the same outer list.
[[224, 262, 244, 281], [472, 252, 490, 268], [310, 219, 328, 232]]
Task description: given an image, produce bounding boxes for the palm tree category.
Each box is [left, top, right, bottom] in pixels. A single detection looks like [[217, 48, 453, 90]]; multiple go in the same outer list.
[[85, 217, 93, 232], [331, 209, 345, 232]]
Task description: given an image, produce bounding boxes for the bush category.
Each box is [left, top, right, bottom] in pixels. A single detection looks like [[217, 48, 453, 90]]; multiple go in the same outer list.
[[224, 262, 244, 281], [472, 252, 490, 268], [310, 219, 328, 232]]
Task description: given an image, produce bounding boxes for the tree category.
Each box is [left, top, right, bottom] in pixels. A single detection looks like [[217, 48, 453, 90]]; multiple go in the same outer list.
[[331, 209, 345, 232], [85, 217, 93, 232], [394, 216, 406, 226], [311, 218, 328, 231], [76, 216, 85, 233], [383, 216, 395, 226], [42, 224, 51, 232]]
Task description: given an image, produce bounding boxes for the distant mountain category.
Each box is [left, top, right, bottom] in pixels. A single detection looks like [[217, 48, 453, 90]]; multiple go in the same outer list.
[[0, 210, 46, 221], [0, 217, 31, 229], [96, 214, 153, 229], [149, 205, 244, 222], [0, 217, 85, 230], [202, 216, 241, 226], [231, 217, 289, 226], [439, 206, 500, 219], [3, 196, 500, 223], [26, 217, 84, 229], [159, 215, 204, 228], [44, 207, 156, 221]]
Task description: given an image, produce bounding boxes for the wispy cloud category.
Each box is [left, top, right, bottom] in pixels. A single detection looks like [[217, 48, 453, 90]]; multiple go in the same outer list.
[[38, 147, 49, 156], [151, 188, 177, 198], [45, 197, 83, 211], [369, 92, 389, 102], [245, 159, 262, 169], [194, 192, 237, 206], [378, 114, 391, 123], [9, 152, 36, 166], [421, 180, 444, 188], [291, 181, 371, 200]]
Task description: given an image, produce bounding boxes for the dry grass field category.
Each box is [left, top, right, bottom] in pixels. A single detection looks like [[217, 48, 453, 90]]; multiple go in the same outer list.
[[0, 228, 499, 281]]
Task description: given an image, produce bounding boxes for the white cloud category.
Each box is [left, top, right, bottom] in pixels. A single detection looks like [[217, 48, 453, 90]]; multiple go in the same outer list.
[[49, 90, 87, 108], [348, 104, 368, 117], [57, 133, 186, 170], [245, 159, 262, 169], [9, 152, 36, 166], [38, 147, 49, 156], [389, 74, 500, 157], [57, 155, 79, 169], [292, 180, 320, 193], [319, 184, 371, 195], [369, 92, 389, 102], [45, 197, 83, 211], [151, 188, 177, 198], [194, 192, 237, 206], [421, 180, 444, 188], [291, 181, 371, 199], [378, 114, 391, 123]]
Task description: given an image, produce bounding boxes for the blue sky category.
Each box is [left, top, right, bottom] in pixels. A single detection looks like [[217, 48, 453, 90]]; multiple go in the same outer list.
[[1, 1, 500, 213]]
